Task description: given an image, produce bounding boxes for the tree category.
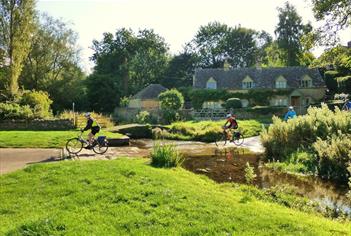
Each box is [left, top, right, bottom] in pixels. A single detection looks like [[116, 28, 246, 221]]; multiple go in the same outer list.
[[188, 22, 259, 68], [263, 42, 287, 67], [158, 89, 184, 111], [311, 0, 351, 46], [275, 2, 311, 66], [0, 0, 36, 97], [158, 89, 184, 123], [89, 28, 169, 111], [162, 51, 197, 88], [19, 14, 86, 113]]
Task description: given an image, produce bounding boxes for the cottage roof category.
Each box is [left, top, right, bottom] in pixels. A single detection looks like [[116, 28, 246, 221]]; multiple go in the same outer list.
[[132, 84, 167, 99], [194, 67, 324, 89]]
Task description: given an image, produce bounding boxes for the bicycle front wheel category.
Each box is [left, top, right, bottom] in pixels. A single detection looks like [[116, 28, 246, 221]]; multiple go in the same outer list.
[[233, 133, 244, 146], [215, 134, 227, 147], [93, 139, 109, 154], [66, 138, 83, 154]]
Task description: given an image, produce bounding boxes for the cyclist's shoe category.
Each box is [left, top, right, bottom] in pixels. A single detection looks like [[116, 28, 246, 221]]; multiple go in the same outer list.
[[84, 145, 92, 150]]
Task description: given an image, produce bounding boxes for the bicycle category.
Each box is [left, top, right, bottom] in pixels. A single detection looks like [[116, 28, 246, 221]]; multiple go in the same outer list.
[[215, 128, 244, 147], [66, 131, 109, 155]]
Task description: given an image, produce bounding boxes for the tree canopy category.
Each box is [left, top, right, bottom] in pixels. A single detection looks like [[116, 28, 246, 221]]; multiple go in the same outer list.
[[88, 28, 169, 112], [275, 2, 312, 66], [0, 0, 36, 97]]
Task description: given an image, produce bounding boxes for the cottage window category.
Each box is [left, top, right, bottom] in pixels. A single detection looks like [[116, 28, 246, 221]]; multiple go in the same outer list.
[[274, 98, 288, 106], [242, 76, 254, 89], [300, 75, 313, 88], [275, 76, 287, 88], [206, 78, 217, 89]]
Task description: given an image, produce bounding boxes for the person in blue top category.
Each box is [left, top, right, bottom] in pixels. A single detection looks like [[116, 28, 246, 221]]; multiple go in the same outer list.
[[284, 106, 297, 121], [342, 99, 351, 111]]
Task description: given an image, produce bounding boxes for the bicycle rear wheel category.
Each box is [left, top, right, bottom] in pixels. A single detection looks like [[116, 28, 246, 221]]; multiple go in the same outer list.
[[93, 139, 109, 154], [233, 132, 244, 146], [66, 138, 83, 154], [215, 134, 227, 147]]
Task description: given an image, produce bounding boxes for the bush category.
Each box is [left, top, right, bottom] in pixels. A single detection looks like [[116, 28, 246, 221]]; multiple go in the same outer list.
[[313, 134, 351, 182], [20, 90, 53, 119], [261, 104, 351, 183], [324, 70, 339, 92], [244, 162, 256, 184], [159, 89, 184, 124], [135, 111, 150, 124], [0, 103, 34, 120], [224, 98, 242, 109], [150, 142, 183, 168], [159, 89, 184, 111], [58, 111, 115, 128]]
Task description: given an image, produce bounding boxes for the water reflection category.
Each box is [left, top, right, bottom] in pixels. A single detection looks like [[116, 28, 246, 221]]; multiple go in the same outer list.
[[182, 147, 351, 216]]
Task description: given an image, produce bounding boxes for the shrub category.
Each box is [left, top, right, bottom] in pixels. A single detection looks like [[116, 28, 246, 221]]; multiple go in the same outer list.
[[20, 90, 53, 119], [150, 142, 183, 168], [119, 96, 130, 107], [324, 70, 339, 92], [158, 89, 184, 111], [261, 104, 351, 182], [224, 98, 242, 109], [59, 111, 115, 128], [244, 162, 256, 184], [313, 133, 351, 182], [159, 89, 184, 124], [0, 102, 34, 120], [135, 111, 150, 124]]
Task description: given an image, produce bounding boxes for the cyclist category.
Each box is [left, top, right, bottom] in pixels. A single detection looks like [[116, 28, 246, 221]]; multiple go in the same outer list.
[[342, 99, 351, 111], [81, 112, 100, 148], [284, 106, 297, 121], [223, 113, 238, 140]]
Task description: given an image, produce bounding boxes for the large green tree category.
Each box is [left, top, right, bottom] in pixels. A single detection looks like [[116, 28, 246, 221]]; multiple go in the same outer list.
[[0, 0, 36, 97], [275, 2, 311, 66], [162, 51, 197, 88], [19, 14, 86, 113], [188, 22, 259, 68], [89, 28, 169, 112]]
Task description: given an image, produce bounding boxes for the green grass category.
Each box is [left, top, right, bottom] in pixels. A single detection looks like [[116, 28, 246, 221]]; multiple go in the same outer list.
[[163, 119, 263, 142], [0, 130, 124, 148], [0, 158, 350, 235]]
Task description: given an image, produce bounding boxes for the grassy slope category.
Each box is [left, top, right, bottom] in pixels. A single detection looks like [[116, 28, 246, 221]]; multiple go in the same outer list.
[[0, 159, 349, 235], [0, 130, 124, 148]]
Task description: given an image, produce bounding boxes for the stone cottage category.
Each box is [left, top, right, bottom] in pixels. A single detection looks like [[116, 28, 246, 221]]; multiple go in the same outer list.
[[128, 84, 167, 109], [193, 67, 325, 113]]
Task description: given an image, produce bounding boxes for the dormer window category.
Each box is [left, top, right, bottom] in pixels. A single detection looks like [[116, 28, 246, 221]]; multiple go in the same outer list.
[[206, 77, 217, 89], [275, 76, 287, 89], [242, 76, 254, 89], [300, 75, 312, 88]]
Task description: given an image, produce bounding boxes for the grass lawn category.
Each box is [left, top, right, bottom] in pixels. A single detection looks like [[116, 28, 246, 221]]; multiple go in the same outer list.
[[164, 119, 263, 142], [0, 158, 349, 235], [0, 130, 124, 148]]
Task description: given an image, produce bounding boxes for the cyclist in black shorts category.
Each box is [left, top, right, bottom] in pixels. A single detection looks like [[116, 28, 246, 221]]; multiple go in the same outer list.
[[82, 112, 100, 148]]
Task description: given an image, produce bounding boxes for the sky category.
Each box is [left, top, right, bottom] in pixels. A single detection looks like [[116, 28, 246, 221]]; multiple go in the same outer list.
[[37, 0, 351, 73]]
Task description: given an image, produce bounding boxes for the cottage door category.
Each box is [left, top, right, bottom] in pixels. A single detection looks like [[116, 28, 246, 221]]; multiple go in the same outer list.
[[291, 96, 301, 114]]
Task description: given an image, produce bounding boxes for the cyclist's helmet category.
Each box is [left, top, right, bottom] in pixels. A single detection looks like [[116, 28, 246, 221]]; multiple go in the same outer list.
[[226, 114, 231, 118], [288, 106, 294, 110], [84, 112, 91, 118]]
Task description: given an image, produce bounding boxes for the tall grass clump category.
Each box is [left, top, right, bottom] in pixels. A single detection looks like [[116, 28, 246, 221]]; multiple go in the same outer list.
[[261, 104, 351, 182], [150, 142, 183, 168]]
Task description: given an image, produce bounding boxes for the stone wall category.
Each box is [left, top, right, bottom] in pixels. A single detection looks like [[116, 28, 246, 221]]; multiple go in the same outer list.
[[0, 119, 75, 131]]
